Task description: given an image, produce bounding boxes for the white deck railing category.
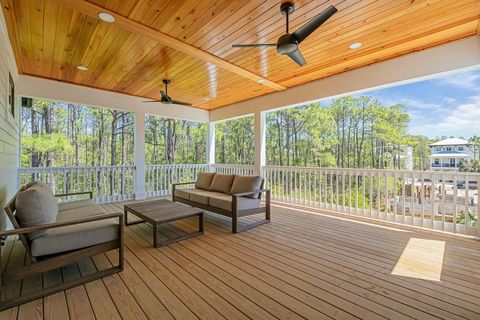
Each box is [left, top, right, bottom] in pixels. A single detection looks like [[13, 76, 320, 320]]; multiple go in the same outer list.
[[18, 164, 480, 235], [145, 164, 210, 197], [145, 164, 255, 196], [18, 166, 136, 203], [262, 166, 480, 236], [211, 164, 256, 175]]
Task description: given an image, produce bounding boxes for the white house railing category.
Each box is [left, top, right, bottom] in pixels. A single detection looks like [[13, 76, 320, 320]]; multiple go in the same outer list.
[[18, 166, 136, 203], [262, 166, 480, 236]]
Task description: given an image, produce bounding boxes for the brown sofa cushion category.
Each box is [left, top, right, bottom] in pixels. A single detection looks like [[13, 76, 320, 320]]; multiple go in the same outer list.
[[183, 189, 225, 205], [15, 183, 59, 239], [210, 174, 235, 194], [195, 172, 216, 190], [174, 188, 192, 200], [230, 175, 263, 199], [31, 205, 118, 257], [209, 195, 261, 211]]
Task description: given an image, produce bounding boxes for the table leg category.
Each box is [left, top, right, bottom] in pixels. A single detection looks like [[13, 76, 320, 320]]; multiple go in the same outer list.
[[199, 212, 204, 234], [153, 223, 159, 248], [153, 213, 204, 248]]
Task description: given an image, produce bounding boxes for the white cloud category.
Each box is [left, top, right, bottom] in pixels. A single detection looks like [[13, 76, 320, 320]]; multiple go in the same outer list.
[[409, 96, 480, 138], [434, 71, 480, 92]]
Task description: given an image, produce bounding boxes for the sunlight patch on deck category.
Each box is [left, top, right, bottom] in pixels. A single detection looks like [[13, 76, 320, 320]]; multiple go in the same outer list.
[[391, 238, 445, 281]]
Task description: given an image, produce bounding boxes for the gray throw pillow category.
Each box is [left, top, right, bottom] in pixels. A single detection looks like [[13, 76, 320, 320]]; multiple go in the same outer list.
[[230, 175, 263, 199], [25, 180, 54, 196], [15, 184, 59, 239], [195, 172, 216, 190], [210, 174, 235, 194]]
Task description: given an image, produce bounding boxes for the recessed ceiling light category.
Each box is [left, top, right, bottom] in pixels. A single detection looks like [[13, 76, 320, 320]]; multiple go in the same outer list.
[[349, 42, 362, 49], [257, 79, 266, 84], [77, 65, 88, 71], [98, 12, 115, 23]]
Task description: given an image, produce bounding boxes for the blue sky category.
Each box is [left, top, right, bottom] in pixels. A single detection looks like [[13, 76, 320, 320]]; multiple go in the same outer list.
[[323, 68, 480, 139]]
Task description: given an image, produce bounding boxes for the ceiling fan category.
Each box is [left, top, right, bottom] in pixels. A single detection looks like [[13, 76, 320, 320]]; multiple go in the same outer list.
[[232, 2, 337, 66], [143, 79, 192, 106]]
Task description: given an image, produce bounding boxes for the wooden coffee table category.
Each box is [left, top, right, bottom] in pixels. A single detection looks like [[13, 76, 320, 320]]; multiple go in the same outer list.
[[124, 199, 204, 248]]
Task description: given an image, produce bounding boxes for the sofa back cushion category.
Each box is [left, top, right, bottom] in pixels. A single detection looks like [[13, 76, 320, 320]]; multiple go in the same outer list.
[[195, 172, 216, 190], [210, 174, 235, 194], [15, 183, 59, 239], [230, 175, 263, 199]]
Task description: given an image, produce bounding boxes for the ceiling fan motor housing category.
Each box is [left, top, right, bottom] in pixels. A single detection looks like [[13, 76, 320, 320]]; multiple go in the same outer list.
[[277, 34, 298, 54]]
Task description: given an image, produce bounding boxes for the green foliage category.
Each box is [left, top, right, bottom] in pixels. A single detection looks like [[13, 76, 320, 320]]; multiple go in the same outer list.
[[459, 160, 480, 173], [215, 116, 254, 164], [266, 96, 430, 169], [21, 133, 73, 165], [145, 115, 207, 164], [457, 210, 477, 227], [21, 98, 134, 167]]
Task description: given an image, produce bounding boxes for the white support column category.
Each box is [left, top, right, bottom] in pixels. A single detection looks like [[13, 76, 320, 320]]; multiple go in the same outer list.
[[254, 111, 266, 176], [134, 111, 147, 199], [207, 122, 216, 171]]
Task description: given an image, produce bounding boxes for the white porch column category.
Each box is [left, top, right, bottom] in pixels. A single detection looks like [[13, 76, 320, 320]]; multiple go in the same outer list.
[[134, 111, 147, 199], [254, 111, 266, 176], [206, 122, 216, 171]]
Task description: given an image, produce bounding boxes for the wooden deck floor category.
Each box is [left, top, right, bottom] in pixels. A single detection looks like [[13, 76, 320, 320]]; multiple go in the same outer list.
[[1, 199, 480, 320]]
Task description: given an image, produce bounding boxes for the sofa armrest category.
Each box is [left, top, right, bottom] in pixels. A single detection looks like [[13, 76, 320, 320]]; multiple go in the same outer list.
[[55, 191, 93, 199], [0, 212, 123, 239], [232, 189, 270, 197]]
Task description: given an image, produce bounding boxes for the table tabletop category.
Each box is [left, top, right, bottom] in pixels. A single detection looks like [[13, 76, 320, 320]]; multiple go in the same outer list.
[[124, 199, 203, 224]]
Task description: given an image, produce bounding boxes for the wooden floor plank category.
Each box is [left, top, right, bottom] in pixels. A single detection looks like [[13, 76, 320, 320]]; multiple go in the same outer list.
[[2, 199, 480, 320], [104, 250, 176, 320], [62, 263, 96, 320], [43, 269, 69, 320], [129, 223, 278, 320], [176, 212, 470, 320]]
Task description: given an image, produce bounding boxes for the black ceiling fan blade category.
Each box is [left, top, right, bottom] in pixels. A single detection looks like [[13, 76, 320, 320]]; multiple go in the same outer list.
[[171, 99, 193, 106], [142, 100, 165, 103], [292, 5, 337, 43], [287, 49, 306, 66], [232, 44, 276, 48]]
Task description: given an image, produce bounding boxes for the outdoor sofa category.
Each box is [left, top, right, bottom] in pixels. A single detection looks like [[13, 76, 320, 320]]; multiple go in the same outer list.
[[172, 173, 270, 233], [0, 181, 123, 310]]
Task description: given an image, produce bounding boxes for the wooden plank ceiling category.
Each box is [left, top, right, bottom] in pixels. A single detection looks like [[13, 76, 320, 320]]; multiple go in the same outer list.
[[1, 0, 480, 110]]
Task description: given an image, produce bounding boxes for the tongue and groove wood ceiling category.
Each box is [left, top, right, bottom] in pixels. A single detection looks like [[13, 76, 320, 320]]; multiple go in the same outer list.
[[1, 0, 480, 110]]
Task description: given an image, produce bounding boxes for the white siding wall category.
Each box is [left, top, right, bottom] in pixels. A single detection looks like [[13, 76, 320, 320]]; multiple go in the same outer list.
[[0, 11, 19, 230]]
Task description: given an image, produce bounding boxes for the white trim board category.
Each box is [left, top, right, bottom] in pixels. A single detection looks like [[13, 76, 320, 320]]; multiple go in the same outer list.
[[210, 36, 480, 122], [18, 75, 209, 122]]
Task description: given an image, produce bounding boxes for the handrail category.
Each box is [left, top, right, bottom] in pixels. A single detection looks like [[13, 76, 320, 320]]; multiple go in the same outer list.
[[262, 165, 480, 236]]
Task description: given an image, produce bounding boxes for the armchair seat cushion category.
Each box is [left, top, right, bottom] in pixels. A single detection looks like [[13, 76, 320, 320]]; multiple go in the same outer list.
[[58, 199, 95, 212], [209, 195, 261, 211], [30, 205, 119, 257]]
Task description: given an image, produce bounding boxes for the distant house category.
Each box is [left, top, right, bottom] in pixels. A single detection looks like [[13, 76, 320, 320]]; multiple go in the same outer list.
[[429, 138, 475, 171]]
